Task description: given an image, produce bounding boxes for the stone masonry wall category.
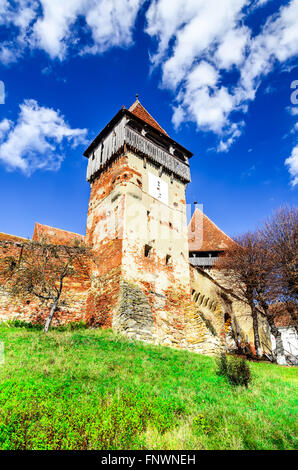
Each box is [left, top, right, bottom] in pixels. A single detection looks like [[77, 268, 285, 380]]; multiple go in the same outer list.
[[84, 156, 130, 327], [113, 281, 154, 342], [184, 302, 223, 355], [118, 151, 194, 349], [190, 264, 272, 355], [85, 239, 122, 327]]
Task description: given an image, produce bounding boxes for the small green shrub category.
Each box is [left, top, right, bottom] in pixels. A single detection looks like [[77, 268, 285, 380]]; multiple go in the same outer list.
[[6, 319, 43, 330], [217, 354, 251, 388], [4, 319, 87, 332], [217, 353, 228, 376], [228, 356, 251, 388]]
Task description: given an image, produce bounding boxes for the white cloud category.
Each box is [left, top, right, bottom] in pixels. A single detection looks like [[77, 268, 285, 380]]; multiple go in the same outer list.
[[146, 0, 298, 151], [288, 107, 298, 116], [146, 1, 200, 69], [0, 99, 87, 174], [172, 61, 233, 133], [0, 118, 12, 139], [160, 0, 248, 90], [1, 0, 298, 164], [286, 100, 298, 186], [30, 0, 84, 60], [285, 145, 298, 187], [0, 0, 38, 65], [251, 0, 273, 8], [236, 0, 298, 104], [0, 0, 144, 62], [215, 27, 249, 70], [83, 0, 144, 55], [186, 61, 219, 90]]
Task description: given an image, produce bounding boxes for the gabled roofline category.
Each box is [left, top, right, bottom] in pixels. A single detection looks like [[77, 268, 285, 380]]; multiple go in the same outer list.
[[188, 208, 236, 252], [188, 208, 235, 243], [33, 222, 85, 238], [83, 108, 193, 158], [128, 99, 169, 136], [0, 232, 29, 243]]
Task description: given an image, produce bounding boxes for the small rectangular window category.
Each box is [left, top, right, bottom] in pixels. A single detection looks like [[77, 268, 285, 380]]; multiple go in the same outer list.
[[144, 244, 152, 258], [166, 254, 172, 265]]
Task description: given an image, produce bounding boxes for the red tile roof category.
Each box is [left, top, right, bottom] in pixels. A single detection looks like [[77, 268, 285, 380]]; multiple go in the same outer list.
[[188, 208, 235, 252], [32, 223, 85, 246], [129, 99, 168, 136]]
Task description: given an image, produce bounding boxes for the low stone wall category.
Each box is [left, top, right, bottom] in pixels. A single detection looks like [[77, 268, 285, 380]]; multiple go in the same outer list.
[[190, 264, 272, 355], [0, 236, 90, 327]]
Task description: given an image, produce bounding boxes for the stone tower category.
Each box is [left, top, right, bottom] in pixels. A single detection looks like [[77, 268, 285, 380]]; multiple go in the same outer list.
[[84, 98, 193, 347]]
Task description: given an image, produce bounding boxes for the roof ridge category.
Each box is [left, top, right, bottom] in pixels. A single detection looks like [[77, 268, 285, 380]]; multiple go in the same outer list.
[[128, 99, 139, 112], [35, 222, 84, 237], [0, 232, 28, 241]]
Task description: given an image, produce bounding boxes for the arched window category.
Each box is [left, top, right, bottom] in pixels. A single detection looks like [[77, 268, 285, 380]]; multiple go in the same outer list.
[[224, 313, 232, 335]]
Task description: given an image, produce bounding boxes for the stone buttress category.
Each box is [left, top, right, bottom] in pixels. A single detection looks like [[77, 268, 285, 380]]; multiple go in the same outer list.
[[84, 100, 219, 351]]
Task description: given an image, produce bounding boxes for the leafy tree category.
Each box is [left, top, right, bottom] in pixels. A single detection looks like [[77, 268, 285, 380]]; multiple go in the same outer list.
[[261, 206, 298, 334], [215, 206, 298, 364]]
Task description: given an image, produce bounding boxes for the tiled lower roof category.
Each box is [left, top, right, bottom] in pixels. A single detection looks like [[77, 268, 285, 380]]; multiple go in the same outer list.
[[32, 223, 85, 246]]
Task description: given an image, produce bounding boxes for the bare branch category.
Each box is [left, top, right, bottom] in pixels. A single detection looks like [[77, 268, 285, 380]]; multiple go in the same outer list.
[[0, 238, 91, 332]]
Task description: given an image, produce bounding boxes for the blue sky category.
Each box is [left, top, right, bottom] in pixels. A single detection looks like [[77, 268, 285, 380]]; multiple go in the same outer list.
[[0, 0, 297, 240]]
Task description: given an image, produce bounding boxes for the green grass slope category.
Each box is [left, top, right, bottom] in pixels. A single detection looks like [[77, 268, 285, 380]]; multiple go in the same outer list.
[[0, 325, 297, 450]]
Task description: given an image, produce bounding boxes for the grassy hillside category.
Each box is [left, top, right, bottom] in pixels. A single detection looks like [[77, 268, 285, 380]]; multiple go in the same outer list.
[[0, 324, 297, 450]]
